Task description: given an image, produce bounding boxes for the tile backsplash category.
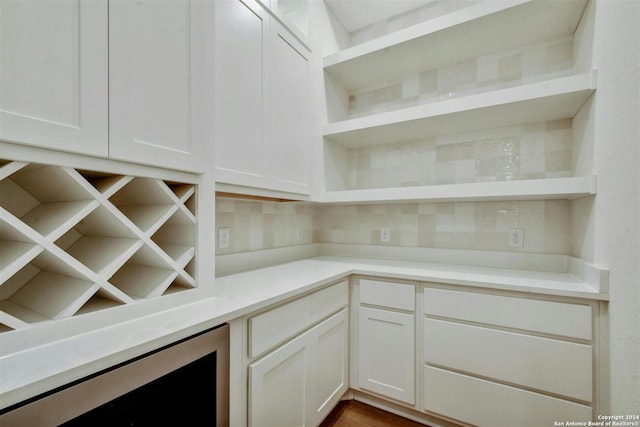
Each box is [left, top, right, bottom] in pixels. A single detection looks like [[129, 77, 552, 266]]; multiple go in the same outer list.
[[318, 200, 570, 254], [215, 198, 317, 255], [216, 198, 570, 255], [346, 36, 574, 119], [346, 120, 572, 189]]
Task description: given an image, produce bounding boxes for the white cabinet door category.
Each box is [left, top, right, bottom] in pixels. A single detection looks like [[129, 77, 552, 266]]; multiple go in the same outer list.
[[214, 0, 269, 186], [108, 0, 210, 173], [0, 0, 108, 156], [249, 326, 313, 427], [358, 306, 415, 404], [249, 309, 349, 427], [266, 20, 310, 194], [214, 2, 310, 195], [312, 309, 349, 425]]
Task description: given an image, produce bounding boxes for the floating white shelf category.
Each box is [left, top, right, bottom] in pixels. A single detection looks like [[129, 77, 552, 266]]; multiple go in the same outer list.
[[323, 71, 597, 148], [0, 160, 197, 332], [316, 176, 597, 204], [323, 0, 588, 92]]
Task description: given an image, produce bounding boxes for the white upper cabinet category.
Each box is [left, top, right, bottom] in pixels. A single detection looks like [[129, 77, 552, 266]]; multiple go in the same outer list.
[[266, 20, 310, 193], [0, 0, 108, 157], [214, 0, 311, 196], [1, 0, 209, 173], [108, 0, 210, 173], [214, 0, 269, 184]]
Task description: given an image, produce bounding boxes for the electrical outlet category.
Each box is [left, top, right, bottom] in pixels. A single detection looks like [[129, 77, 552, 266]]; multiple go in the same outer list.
[[218, 227, 230, 249], [380, 227, 391, 243], [509, 227, 524, 248]]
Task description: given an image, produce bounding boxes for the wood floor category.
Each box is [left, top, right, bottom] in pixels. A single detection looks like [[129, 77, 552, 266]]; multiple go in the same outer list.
[[319, 400, 428, 427]]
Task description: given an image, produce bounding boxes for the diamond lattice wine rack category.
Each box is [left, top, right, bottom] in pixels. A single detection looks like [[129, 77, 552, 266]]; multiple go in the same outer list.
[[0, 159, 197, 333]]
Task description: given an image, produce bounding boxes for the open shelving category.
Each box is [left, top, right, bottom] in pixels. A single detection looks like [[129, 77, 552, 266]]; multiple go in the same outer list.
[[320, 0, 596, 205], [323, 0, 588, 91], [0, 160, 197, 332], [323, 71, 596, 147]]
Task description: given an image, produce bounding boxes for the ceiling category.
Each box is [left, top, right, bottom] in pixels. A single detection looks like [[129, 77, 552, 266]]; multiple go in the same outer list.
[[323, 0, 436, 32]]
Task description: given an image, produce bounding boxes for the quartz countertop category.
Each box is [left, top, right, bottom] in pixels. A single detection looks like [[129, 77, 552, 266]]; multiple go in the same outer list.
[[0, 256, 607, 411]]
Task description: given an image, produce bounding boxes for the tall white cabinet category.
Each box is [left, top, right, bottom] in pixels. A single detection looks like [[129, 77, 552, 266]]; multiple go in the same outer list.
[[108, 0, 211, 173], [1, 0, 210, 173], [214, 0, 311, 196], [213, 0, 268, 184], [0, 0, 108, 157], [266, 19, 311, 193]]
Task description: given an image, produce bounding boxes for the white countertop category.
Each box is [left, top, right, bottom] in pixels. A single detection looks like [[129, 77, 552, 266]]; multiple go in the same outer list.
[[0, 256, 607, 411]]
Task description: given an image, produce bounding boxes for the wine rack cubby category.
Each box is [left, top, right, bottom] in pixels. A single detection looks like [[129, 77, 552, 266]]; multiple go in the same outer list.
[[0, 160, 197, 332]]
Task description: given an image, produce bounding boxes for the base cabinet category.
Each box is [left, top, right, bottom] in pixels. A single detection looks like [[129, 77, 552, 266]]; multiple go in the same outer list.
[[249, 327, 311, 426], [422, 286, 597, 426], [241, 276, 601, 427], [358, 307, 415, 404], [353, 279, 416, 405], [245, 281, 349, 427], [423, 366, 592, 427], [313, 311, 350, 422], [249, 309, 349, 427]]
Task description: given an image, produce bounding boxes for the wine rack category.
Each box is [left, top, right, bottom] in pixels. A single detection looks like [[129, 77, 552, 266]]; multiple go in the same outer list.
[[0, 160, 196, 332]]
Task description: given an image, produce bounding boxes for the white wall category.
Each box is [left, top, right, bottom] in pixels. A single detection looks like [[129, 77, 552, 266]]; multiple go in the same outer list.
[[588, 0, 640, 414]]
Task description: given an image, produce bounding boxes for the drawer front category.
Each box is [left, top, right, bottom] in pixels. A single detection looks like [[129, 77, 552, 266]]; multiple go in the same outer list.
[[311, 280, 348, 323], [424, 287, 592, 340], [423, 366, 592, 427], [424, 318, 593, 401], [249, 296, 312, 358], [360, 279, 414, 311]]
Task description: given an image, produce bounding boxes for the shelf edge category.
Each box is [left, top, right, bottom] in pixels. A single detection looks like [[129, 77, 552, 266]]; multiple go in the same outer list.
[[314, 176, 597, 204], [323, 71, 597, 141], [323, 0, 530, 68]]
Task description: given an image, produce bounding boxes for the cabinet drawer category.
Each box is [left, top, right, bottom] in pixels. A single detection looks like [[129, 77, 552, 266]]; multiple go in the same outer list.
[[423, 287, 592, 340], [249, 282, 348, 359], [424, 319, 592, 401], [423, 366, 592, 427], [360, 279, 414, 311], [311, 280, 348, 323], [249, 296, 312, 358]]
